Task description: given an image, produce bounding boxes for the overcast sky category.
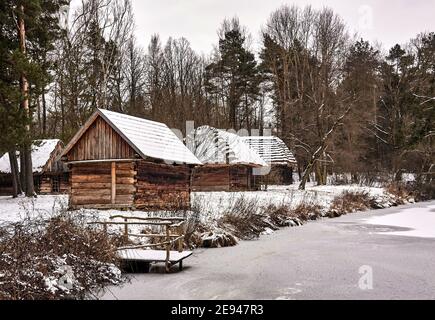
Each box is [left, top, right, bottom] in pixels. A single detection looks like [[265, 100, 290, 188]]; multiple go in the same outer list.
[[71, 0, 435, 54]]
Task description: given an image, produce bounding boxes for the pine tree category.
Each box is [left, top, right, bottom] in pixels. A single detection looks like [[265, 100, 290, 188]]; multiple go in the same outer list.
[[0, 0, 69, 197], [205, 27, 260, 130], [335, 39, 381, 177]]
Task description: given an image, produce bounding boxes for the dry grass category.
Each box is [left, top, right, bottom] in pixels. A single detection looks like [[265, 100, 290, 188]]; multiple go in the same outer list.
[[266, 205, 298, 227], [200, 228, 238, 248], [218, 197, 275, 240], [327, 191, 375, 218], [265, 203, 323, 227], [291, 203, 324, 221], [0, 214, 123, 300], [386, 183, 413, 204], [217, 197, 326, 241], [386, 181, 435, 203]]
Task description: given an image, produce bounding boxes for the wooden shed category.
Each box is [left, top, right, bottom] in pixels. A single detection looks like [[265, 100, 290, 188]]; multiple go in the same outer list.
[[0, 139, 69, 195], [61, 109, 201, 210], [241, 136, 298, 185], [186, 126, 266, 192]]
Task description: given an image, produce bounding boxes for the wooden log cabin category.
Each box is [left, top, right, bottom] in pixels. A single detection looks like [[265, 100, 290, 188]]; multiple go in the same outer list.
[[60, 109, 201, 210], [0, 139, 69, 195], [186, 126, 266, 192], [241, 136, 298, 185]]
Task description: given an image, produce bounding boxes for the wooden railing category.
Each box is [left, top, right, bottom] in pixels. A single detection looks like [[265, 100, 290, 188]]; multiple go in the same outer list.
[[88, 215, 186, 272]]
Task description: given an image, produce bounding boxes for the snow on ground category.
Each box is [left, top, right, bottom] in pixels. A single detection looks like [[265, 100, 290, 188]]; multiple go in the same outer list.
[[0, 183, 386, 226], [0, 195, 68, 224], [365, 204, 435, 239]]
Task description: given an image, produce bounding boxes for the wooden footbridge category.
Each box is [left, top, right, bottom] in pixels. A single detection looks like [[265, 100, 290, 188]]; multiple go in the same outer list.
[[90, 215, 193, 273]]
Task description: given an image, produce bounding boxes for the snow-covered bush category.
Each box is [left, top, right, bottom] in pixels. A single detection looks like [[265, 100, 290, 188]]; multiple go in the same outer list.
[[289, 203, 325, 221], [385, 183, 415, 204], [0, 214, 123, 300], [218, 197, 273, 240], [327, 191, 376, 218]]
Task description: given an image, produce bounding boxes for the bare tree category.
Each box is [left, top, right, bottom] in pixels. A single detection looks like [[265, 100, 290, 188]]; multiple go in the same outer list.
[[261, 5, 352, 189]]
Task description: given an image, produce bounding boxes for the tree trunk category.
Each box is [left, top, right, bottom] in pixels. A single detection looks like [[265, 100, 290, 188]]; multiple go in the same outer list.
[[299, 160, 316, 190], [322, 152, 327, 185], [60, 74, 65, 138], [19, 148, 26, 194], [18, 4, 35, 197], [299, 107, 351, 190], [24, 146, 34, 196], [42, 91, 47, 136], [8, 150, 22, 198]]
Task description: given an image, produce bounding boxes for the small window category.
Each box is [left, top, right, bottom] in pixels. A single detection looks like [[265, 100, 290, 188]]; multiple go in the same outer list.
[[52, 176, 60, 193]]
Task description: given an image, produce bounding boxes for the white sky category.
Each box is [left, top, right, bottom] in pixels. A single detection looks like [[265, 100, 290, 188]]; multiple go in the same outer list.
[[70, 0, 435, 54]]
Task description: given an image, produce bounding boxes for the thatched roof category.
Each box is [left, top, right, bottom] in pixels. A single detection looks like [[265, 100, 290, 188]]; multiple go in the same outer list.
[[186, 126, 267, 167], [241, 136, 297, 165]]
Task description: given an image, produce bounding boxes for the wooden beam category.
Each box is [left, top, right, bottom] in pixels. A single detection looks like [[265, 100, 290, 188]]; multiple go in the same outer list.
[[111, 161, 116, 204], [66, 159, 137, 165]]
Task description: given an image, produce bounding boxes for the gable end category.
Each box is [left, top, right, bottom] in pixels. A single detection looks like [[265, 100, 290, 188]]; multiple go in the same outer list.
[[65, 115, 136, 161]]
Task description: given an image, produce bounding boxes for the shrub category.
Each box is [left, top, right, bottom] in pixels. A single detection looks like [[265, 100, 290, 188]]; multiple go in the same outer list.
[[266, 205, 297, 227], [386, 182, 413, 204], [386, 181, 434, 202], [218, 197, 274, 240], [291, 203, 324, 221], [0, 214, 122, 300], [327, 191, 375, 218], [412, 181, 435, 201], [200, 229, 238, 248]]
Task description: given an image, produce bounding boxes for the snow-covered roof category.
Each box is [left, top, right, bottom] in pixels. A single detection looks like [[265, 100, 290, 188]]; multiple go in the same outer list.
[[62, 109, 201, 165], [0, 139, 62, 174], [241, 136, 297, 165], [186, 126, 267, 167]]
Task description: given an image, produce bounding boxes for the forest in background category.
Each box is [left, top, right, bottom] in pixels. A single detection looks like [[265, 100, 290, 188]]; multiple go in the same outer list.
[[0, 0, 434, 195]]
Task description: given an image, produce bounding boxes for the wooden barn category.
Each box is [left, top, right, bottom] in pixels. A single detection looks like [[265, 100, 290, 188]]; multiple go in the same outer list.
[[241, 136, 297, 185], [186, 126, 266, 192], [0, 139, 69, 195], [61, 109, 201, 210]]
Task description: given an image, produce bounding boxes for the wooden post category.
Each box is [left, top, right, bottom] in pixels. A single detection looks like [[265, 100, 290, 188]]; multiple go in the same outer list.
[[177, 224, 183, 253], [165, 224, 170, 273], [124, 218, 128, 242], [111, 162, 116, 204]]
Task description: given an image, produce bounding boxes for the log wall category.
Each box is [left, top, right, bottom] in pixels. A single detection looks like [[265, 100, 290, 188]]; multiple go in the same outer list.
[[135, 161, 191, 211], [66, 116, 136, 161], [191, 166, 230, 192], [191, 165, 255, 192], [0, 173, 70, 196], [230, 165, 253, 191], [39, 176, 52, 194], [37, 174, 70, 195], [252, 164, 294, 187], [70, 161, 136, 209]]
